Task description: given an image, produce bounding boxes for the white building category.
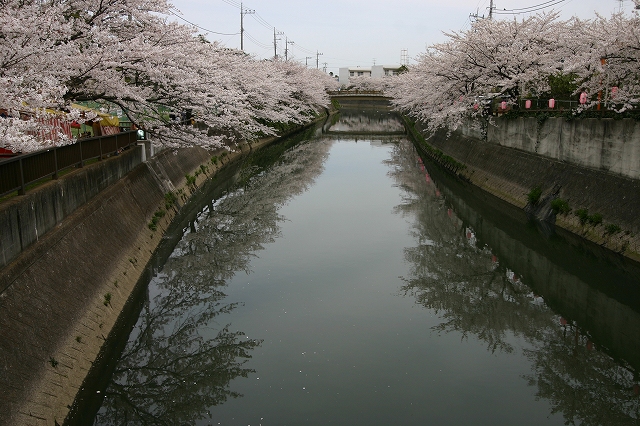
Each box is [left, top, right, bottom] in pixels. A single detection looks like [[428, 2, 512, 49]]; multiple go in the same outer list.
[[338, 65, 402, 85]]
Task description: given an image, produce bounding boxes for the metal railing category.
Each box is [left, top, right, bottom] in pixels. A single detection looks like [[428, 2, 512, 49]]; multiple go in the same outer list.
[[328, 90, 385, 96], [492, 98, 634, 114], [0, 131, 138, 197]]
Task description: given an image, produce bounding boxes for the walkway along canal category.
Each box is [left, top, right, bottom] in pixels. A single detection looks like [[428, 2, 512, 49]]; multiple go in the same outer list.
[[74, 104, 640, 425]]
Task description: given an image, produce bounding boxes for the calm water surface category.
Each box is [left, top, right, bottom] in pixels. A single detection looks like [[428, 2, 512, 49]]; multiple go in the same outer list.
[[92, 110, 640, 425]]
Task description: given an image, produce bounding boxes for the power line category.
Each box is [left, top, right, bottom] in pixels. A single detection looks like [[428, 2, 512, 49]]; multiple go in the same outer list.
[[493, 0, 567, 15], [168, 9, 240, 36], [221, 0, 241, 8], [503, 0, 562, 11], [252, 13, 274, 30], [245, 32, 271, 50], [219, 0, 324, 59]]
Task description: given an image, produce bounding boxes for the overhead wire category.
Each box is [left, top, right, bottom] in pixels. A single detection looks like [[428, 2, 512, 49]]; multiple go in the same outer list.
[[168, 8, 240, 36], [245, 32, 272, 50], [218, 0, 326, 59], [220, 0, 241, 8], [493, 0, 567, 15], [252, 13, 275, 30]]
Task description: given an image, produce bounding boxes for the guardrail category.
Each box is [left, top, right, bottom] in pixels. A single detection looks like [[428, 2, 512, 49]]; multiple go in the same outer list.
[[0, 131, 138, 197]]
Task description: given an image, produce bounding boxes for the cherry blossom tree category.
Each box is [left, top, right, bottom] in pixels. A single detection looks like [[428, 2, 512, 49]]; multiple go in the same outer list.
[[0, 0, 332, 152], [388, 13, 569, 132], [389, 9, 640, 132], [568, 11, 640, 112]]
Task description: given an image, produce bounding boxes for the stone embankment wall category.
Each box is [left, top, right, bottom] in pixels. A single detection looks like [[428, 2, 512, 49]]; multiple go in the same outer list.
[[0, 115, 327, 426], [408, 117, 640, 262]]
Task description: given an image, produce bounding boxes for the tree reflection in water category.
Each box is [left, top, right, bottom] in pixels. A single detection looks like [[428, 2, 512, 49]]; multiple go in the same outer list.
[[95, 137, 334, 425], [389, 139, 640, 425]]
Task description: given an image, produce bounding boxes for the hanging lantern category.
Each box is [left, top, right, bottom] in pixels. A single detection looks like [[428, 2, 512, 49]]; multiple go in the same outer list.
[[548, 98, 555, 109], [473, 103, 479, 111], [611, 86, 618, 99], [525, 100, 532, 109], [579, 92, 588, 104], [501, 101, 507, 110]]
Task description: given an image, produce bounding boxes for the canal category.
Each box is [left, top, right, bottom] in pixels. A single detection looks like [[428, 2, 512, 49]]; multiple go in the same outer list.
[[87, 107, 640, 425]]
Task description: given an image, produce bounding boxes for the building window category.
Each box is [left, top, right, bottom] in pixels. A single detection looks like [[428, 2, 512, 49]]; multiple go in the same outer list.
[[358, 72, 364, 76], [350, 72, 354, 76]]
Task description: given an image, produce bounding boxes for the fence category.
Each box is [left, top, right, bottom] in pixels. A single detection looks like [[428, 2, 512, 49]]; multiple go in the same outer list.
[[492, 98, 634, 114], [328, 90, 385, 96], [0, 131, 138, 197]]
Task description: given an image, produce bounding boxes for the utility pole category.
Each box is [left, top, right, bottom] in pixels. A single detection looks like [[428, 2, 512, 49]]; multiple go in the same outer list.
[[470, 0, 493, 20], [316, 51, 323, 69], [305, 56, 313, 67], [273, 28, 283, 59], [285, 37, 294, 61], [322, 62, 328, 73], [240, 2, 255, 51]]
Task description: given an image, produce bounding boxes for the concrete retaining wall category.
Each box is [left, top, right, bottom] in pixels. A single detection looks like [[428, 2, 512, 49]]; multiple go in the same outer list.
[[0, 147, 144, 272], [488, 117, 640, 180], [0, 145, 216, 426], [411, 119, 640, 262]]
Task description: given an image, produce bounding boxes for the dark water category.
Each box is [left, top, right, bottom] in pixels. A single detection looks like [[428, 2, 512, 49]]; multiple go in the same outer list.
[[89, 109, 640, 425]]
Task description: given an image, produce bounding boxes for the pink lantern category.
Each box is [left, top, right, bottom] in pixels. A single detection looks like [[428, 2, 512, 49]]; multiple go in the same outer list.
[[579, 92, 588, 104], [501, 101, 507, 110], [611, 86, 618, 99], [525, 100, 532, 109], [473, 103, 479, 111], [548, 98, 555, 109]]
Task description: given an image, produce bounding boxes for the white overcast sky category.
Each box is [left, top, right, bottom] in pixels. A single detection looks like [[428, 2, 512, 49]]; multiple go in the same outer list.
[[169, 0, 633, 74]]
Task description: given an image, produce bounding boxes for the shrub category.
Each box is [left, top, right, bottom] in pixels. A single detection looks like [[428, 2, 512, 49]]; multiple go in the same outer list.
[[575, 208, 589, 225], [587, 213, 603, 226], [527, 187, 543, 205], [605, 223, 622, 235], [550, 198, 571, 215], [164, 192, 177, 209]]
